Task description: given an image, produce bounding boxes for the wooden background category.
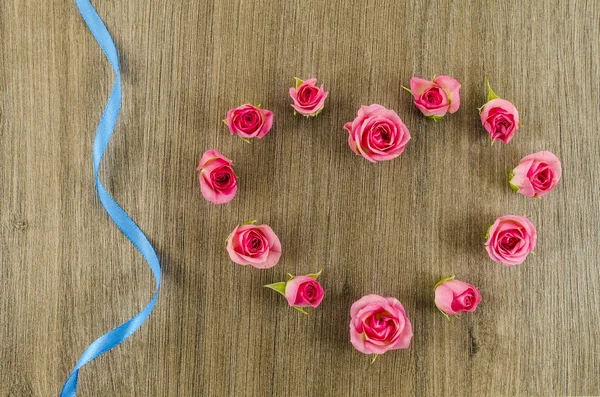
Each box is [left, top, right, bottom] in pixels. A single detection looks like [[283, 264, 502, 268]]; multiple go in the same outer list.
[[1, 0, 599, 395]]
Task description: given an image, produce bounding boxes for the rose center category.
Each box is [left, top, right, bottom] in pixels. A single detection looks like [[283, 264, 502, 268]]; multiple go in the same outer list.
[[243, 230, 267, 256], [300, 87, 317, 104], [463, 293, 473, 308], [369, 123, 394, 149], [422, 87, 444, 105], [304, 285, 316, 300], [502, 235, 519, 249], [236, 110, 261, 131], [211, 166, 236, 190], [251, 237, 262, 249], [532, 166, 553, 188], [494, 114, 514, 135], [215, 173, 229, 185]]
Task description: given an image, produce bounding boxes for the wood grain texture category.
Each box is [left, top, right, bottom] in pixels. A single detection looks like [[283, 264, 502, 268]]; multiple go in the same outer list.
[[1, 0, 599, 395]]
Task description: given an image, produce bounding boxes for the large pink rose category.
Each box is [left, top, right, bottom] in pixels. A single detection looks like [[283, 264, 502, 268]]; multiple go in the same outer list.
[[344, 104, 411, 163], [289, 78, 328, 117], [226, 222, 281, 269], [349, 294, 413, 356], [196, 149, 237, 205], [510, 151, 562, 197], [434, 277, 481, 317], [480, 98, 520, 144], [284, 276, 324, 308], [225, 104, 273, 140], [485, 215, 537, 266], [408, 75, 461, 119]]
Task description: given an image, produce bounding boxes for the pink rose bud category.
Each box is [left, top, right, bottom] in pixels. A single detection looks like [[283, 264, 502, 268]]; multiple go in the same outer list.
[[196, 149, 237, 204], [403, 75, 461, 121], [225, 104, 273, 142], [349, 294, 413, 362], [285, 275, 324, 308], [479, 77, 521, 144], [264, 271, 324, 314], [434, 276, 482, 320], [226, 221, 281, 269], [510, 151, 562, 198], [344, 104, 411, 163], [485, 215, 537, 266], [289, 77, 328, 117]]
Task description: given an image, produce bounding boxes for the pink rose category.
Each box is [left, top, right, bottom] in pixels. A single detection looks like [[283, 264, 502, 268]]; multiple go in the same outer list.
[[510, 151, 562, 198], [485, 215, 537, 266], [196, 149, 237, 204], [225, 104, 273, 141], [285, 275, 324, 308], [226, 222, 281, 269], [289, 77, 328, 117], [350, 294, 413, 357], [479, 78, 520, 144], [265, 271, 325, 314], [344, 104, 411, 163], [406, 75, 461, 120], [434, 277, 482, 319]]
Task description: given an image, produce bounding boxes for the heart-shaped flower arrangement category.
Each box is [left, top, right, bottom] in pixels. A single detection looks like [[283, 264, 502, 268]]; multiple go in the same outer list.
[[196, 76, 562, 364]]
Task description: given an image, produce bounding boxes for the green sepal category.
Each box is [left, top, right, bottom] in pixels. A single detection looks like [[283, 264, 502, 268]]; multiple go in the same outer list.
[[426, 115, 444, 122], [434, 275, 455, 290], [307, 270, 322, 279], [440, 310, 451, 322], [370, 354, 380, 365], [485, 224, 492, 239], [314, 108, 323, 117], [486, 76, 499, 102], [400, 85, 413, 95], [240, 137, 251, 144], [293, 306, 308, 315], [294, 77, 304, 89], [286, 273, 295, 281], [264, 282, 286, 297], [241, 220, 257, 226], [508, 170, 519, 193]]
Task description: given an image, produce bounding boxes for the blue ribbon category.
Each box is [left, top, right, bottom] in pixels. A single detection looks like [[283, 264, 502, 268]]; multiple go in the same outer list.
[[61, 1, 161, 396]]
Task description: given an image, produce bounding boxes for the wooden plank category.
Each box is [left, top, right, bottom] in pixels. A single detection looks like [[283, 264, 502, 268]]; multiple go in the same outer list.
[[0, 0, 598, 395]]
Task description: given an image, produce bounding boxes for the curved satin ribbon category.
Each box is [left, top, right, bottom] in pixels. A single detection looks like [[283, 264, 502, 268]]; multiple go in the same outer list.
[[61, 1, 162, 396]]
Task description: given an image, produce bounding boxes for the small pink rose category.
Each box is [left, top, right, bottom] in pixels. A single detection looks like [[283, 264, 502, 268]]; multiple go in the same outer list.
[[265, 271, 324, 314], [226, 221, 281, 269], [196, 149, 237, 205], [405, 75, 461, 120], [485, 215, 537, 266], [350, 294, 413, 358], [225, 104, 273, 141], [289, 77, 328, 117], [479, 78, 520, 144], [284, 275, 324, 308], [344, 104, 411, 163], [434, 277, 482, 319], [510, 151, 562, 198]]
